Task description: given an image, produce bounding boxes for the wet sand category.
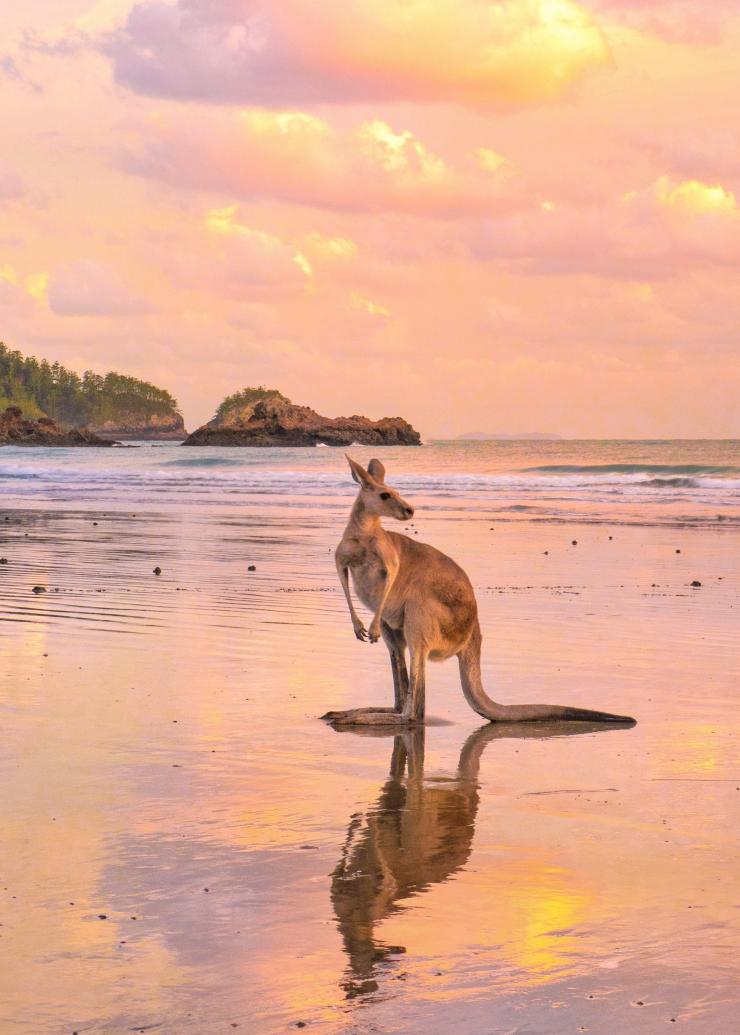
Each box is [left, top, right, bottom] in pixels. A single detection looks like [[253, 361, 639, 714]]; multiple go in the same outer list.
[[0, 502, 738, 1033]]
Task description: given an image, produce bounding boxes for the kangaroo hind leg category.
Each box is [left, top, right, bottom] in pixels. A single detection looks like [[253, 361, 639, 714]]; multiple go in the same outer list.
[[382, 621, 409, 712]]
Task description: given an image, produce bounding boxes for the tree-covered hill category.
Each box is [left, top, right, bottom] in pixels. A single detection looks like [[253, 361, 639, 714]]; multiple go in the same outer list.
[[213, 386, 289, 423], [0, 342, 181, 431]]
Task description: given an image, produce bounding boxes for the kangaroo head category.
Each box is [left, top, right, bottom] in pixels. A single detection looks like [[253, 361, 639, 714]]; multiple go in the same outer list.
[[346, 455, 414, 521]]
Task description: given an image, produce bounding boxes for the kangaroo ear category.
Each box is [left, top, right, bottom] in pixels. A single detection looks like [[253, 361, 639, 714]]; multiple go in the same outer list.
[[346, 454, 371, 486], [367, 459, 386, 482]]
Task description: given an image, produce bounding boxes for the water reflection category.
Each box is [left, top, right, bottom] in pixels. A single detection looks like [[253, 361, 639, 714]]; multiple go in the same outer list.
[[329, 721, 633, 998]]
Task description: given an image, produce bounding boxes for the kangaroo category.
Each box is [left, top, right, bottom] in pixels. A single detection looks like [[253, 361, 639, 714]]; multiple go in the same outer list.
[[322, 455, 635, 726]]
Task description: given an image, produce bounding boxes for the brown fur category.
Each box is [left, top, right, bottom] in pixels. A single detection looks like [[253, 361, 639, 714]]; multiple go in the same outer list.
[[323, 457, 635, 726]]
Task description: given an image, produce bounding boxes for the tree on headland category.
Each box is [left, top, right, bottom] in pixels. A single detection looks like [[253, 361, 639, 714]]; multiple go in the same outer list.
[[0, 342, 180, 426], [214, 386, 289, 421]]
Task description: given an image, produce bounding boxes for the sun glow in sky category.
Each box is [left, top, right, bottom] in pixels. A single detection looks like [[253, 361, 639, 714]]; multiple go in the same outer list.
[[0, 0, 739, 435]]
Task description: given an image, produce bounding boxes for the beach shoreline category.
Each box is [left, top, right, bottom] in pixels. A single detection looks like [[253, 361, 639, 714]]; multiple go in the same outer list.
[[0, 443, 738, 1033]]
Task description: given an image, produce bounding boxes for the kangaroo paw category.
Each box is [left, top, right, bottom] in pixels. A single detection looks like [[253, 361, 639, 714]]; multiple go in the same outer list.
[[321, 707, 412, 726]]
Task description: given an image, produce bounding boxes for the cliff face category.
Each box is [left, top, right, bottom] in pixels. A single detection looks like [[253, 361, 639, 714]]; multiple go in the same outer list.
[[0, 406, 115, 446], [183, 396, 421, 447], [88, 411, 186, 440]]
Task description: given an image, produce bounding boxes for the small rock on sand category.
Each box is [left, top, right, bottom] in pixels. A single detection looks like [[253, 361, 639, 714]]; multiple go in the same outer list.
[[153, 566, 162, 575], [247, 565, 256, 571], [32, 586, 47, 594], [690, 580, 702, 587]]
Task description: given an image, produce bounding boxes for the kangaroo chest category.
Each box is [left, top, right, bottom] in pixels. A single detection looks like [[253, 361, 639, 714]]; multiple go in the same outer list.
[[342, 538, 389, 610]]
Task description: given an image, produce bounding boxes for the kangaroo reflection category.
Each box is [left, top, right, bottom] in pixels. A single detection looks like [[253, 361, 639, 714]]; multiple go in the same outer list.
[[330, 720, 631, 997]]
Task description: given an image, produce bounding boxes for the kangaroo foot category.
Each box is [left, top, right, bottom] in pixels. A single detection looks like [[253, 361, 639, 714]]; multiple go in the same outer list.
[[321, 707, 416, 726]]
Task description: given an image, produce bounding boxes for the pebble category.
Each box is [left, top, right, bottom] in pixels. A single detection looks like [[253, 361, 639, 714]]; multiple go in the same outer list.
[[676, 549, 681, 554], [690, 580, 702, 587], [0, 557, 7, 563], [153, 566, 162, 575], [571, 540, 577, 546], [32, 586, 47, 594], [247, 565, 256, 571]]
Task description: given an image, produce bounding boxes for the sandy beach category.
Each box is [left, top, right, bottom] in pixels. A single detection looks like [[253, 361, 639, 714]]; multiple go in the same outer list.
[[0, 443, 738, 1034]]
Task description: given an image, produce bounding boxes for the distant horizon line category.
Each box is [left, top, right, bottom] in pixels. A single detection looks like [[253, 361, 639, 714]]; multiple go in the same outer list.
[[428, 436, 740, 443]]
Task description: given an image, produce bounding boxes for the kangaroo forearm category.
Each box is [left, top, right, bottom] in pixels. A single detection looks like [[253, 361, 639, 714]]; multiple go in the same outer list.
[[336, 562, 364, 630]]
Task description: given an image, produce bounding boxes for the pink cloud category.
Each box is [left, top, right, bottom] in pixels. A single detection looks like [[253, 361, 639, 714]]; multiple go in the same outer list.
[[47, 260, 154, 316], [586, 1, 739, 43], [631, 128, 740, 187], [468, 176, 740, 278], [122, 110, 525, 217], [175, 213, 309, 292], [0, 160, 26, 204], [106, 0, 609, 109]]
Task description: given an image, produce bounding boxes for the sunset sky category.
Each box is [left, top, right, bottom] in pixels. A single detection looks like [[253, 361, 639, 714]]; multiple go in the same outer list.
[[1, 0, 738, 437]]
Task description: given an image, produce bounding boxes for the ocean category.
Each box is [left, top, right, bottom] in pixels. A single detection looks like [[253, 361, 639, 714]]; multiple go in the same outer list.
[[1, 438, 738, 528]]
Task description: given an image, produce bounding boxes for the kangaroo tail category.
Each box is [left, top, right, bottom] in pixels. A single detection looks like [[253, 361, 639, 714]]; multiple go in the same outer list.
[[458, 625, 635, 724]]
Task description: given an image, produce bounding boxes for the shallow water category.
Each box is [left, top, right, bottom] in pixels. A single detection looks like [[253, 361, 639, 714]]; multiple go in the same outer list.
[[0, 443, 738, 1033]]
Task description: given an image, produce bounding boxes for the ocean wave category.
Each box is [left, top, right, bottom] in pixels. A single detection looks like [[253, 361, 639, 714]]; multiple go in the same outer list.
[[522, 463, 740, 477], [162, 456, 244, 468], [2, 465, 739, 493], [0, 466, 42, 480], [645, 476, 697, 488]]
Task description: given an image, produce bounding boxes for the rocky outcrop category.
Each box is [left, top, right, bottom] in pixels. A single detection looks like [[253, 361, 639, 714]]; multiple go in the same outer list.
[[0, 406, 115, 446], [183, 395, 421, 447], [88, 411, 186, 441]]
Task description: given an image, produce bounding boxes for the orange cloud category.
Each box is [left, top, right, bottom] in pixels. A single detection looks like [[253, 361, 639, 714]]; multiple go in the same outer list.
[[108, 0, 610, 109]]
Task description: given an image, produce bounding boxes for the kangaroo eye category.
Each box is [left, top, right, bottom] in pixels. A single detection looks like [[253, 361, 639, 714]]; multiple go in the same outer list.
[[379, 492, 391, 500]]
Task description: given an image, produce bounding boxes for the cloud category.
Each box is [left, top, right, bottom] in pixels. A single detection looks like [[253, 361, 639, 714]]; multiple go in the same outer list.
[[469, 175, 740, 277], [202, 208, 309, 289], [588, 1, 740, 43], [123, 110, 523, 217], [47, 260, 153, 315], [1, 54, 24, 83], [0, 161, 26, 204], [106, 0, 610, 109], [632, 128, 740, 186]]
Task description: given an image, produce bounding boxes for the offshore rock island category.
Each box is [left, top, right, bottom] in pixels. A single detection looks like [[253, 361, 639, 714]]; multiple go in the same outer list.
[[0, 406, 114, 446], [183, 388, 421, 447]]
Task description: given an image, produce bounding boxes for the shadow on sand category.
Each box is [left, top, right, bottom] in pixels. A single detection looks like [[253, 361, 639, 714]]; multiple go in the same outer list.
[[328, 719, 635, 998]]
